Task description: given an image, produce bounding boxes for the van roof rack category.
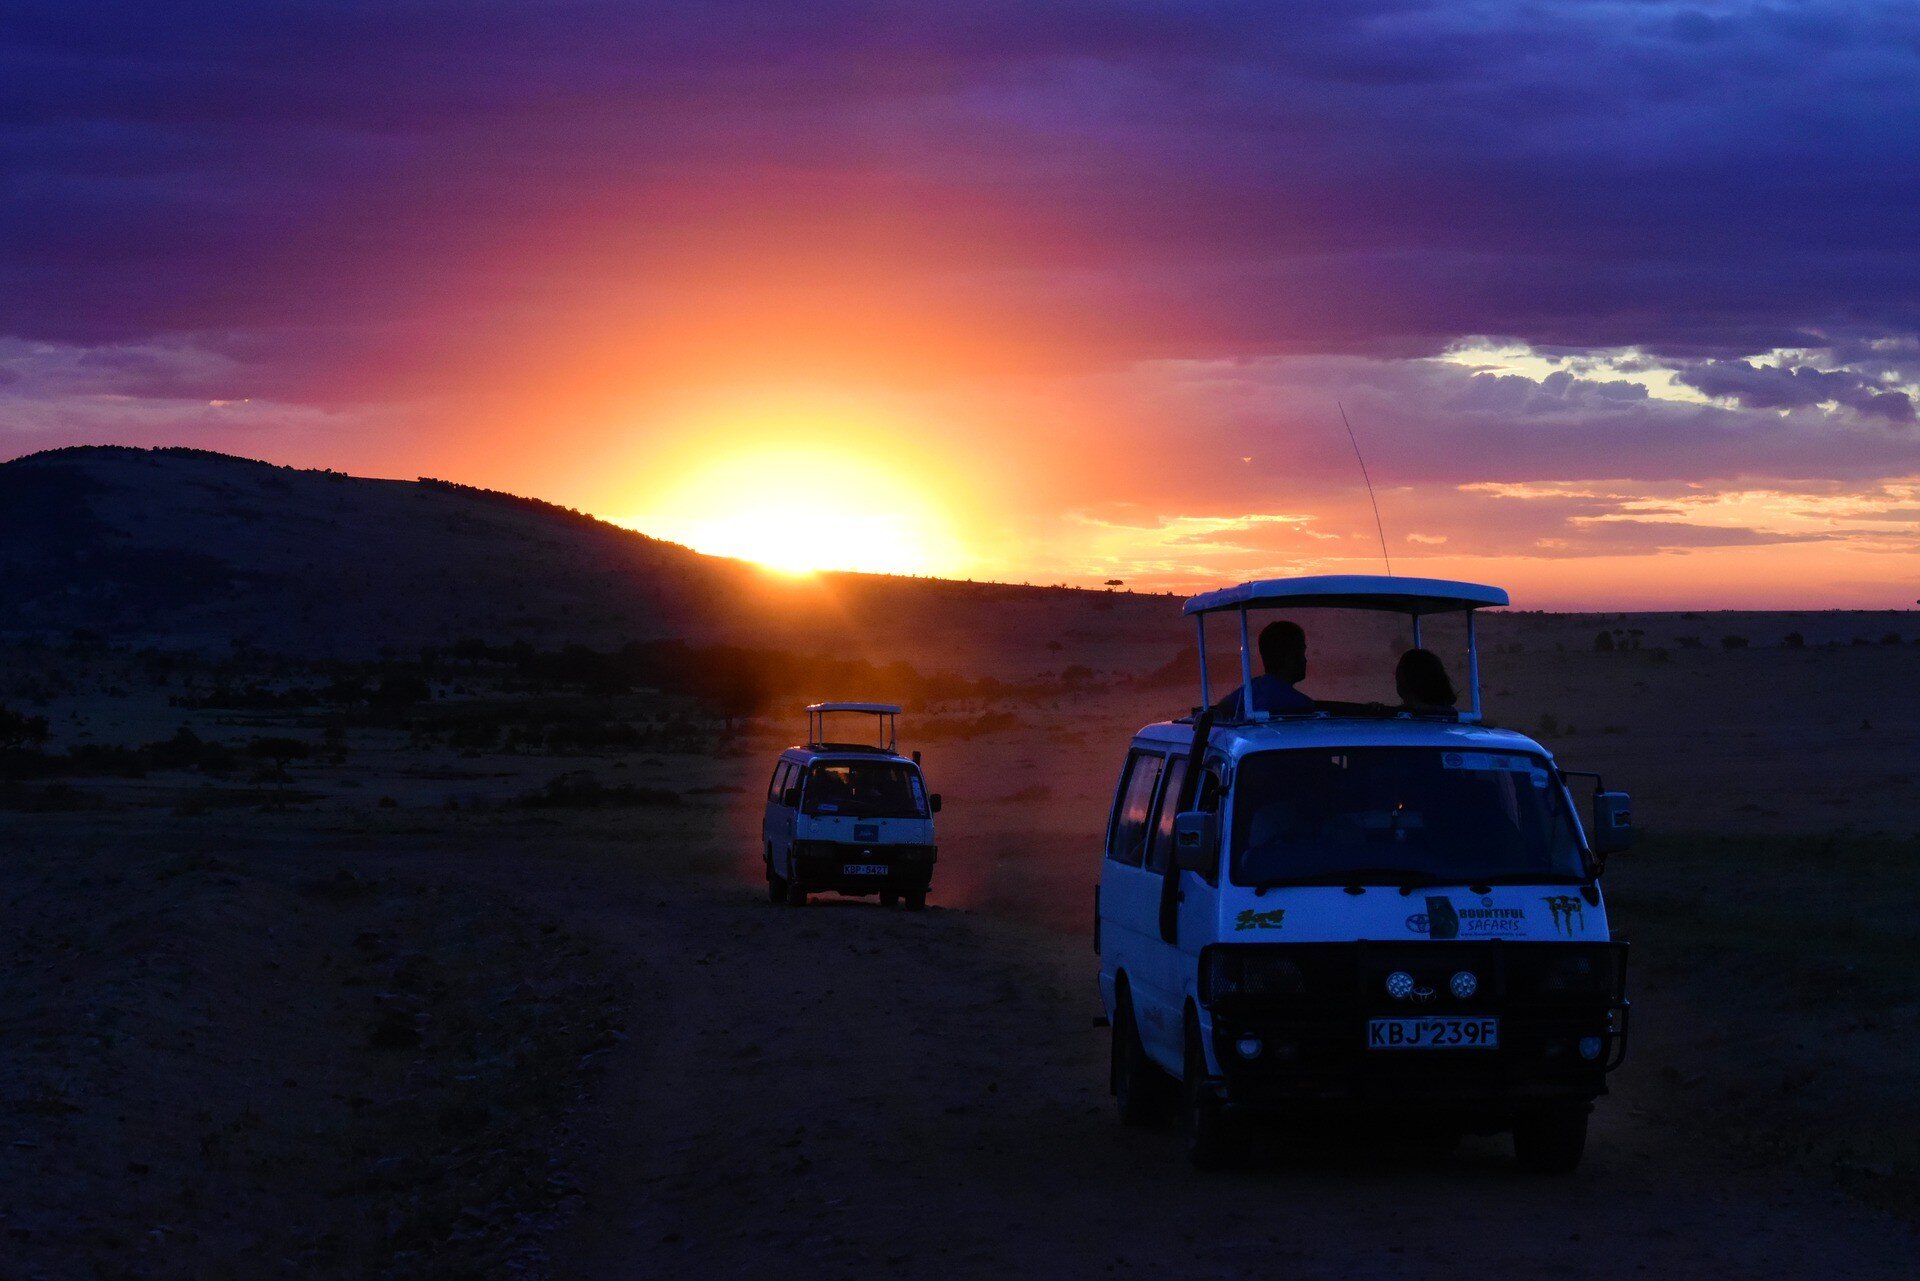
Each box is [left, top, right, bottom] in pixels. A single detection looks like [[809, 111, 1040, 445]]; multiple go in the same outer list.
[[1183, 574, 1507, 617], [804, 702, 901, 751], [1181, 574, 1508, 724]]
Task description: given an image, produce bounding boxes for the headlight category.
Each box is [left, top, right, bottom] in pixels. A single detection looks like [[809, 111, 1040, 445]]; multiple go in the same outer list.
[[1539, 951, 1598, 994], [1241, 953, 1305, 997], [1517, 945, 1628, 1001], [1202, 948, 1240, 1001], [1202, 948, 1307, 1002], [1386, 970, 1415, 1000]]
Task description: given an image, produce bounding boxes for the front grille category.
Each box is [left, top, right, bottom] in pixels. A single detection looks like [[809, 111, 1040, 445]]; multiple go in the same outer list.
[[1204, 940, 1626, 1011], [1204, 939, 1630, 1104], [794, 841, 935, 861]]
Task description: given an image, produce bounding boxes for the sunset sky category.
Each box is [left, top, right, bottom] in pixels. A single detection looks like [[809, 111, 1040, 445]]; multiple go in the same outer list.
[[4, 2, 1918, 606]]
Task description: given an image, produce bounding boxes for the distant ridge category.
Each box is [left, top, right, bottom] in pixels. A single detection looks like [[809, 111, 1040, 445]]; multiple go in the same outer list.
[[0, 446, 1168, 668]]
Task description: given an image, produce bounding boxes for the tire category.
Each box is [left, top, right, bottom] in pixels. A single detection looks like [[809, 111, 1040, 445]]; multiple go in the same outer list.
[[903, 889, 927, 911], [786, 879, 808, 907], [1513, 1106, 1588, 1174], [1111, 986, 1174, 1127], [879, 891, 899, 908], [767, 871, 787, 903], [1181, 1017, 1246, 1170]]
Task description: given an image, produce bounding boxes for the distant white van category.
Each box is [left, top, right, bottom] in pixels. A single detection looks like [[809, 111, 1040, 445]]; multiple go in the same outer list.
[[1097, 576, 1632, 1171], [761, 703, 941, 909]]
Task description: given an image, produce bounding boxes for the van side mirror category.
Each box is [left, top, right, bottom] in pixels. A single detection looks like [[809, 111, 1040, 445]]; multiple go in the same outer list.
[[929, 793, 942, 814], [782, 786, 799, 808], [1172, 811, 1217, 874], [1591, 790, 1632, 856]]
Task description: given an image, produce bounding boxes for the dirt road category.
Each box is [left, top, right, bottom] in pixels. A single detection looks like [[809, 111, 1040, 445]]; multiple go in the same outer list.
[[511, 861, 1918, 1281]]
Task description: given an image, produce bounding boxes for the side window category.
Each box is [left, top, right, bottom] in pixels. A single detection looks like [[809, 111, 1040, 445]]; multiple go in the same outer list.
[[1106, 752, 1165, 867], [768, 762, 789, 802], [1144, 757, 1190, 874], [1194, 767, 1223, 884], [1196, 768, 1222, 814]]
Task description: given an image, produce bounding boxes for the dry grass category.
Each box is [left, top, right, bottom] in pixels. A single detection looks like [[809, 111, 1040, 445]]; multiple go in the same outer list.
[[1, 812, 628, 1280], [1609, 832, 1920, 1215]]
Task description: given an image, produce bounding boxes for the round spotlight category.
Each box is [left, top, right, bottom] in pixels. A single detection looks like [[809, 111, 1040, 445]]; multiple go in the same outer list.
[[1578, 1036, 1604, 1061], [1449, 971, 1479, 1000], [1236, 1037, 1263, 1060], [1386, 970, 1415, 1000]]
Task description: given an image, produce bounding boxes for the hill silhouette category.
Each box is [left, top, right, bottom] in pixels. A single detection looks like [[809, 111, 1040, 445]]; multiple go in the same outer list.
[[0, 446, 1167, 670]]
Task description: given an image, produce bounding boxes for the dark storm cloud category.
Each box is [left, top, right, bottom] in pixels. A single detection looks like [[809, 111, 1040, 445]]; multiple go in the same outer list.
[[5, 0, 1920, 387], [1676, 359, 1915, 422]]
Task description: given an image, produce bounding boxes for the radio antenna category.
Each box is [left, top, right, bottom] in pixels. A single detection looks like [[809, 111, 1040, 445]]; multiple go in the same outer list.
[[1337, 401, 1393, 576]]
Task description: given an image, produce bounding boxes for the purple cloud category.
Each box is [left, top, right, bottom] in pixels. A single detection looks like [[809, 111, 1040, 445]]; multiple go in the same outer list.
[[1676, 359, 1915, 422], [3, 1, 1919, 373], [4, 0, 1920, 605]]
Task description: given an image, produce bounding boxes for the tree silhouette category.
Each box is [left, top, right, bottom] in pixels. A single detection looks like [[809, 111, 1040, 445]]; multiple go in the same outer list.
[[0, 706, 51, 750], [247, 736, 311, 803]]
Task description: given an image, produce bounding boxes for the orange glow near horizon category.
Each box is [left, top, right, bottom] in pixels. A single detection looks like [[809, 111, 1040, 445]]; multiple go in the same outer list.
[[357, 315, 1920, 611], [614, 397, 975, 579]]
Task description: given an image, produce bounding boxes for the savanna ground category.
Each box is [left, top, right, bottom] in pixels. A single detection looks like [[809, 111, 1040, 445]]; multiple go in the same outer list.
[[2, 612, 1918, 1278]]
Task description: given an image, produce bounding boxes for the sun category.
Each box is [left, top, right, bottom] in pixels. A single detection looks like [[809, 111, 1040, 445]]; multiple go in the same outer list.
[[623, 433, 968, 578]]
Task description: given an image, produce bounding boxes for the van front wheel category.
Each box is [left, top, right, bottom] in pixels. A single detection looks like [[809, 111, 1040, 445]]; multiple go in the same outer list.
[[786, 880, 808, 907], [1181, 1019, 1246, 1170], [1513, 1106, 1588, 1174], [1111, 990, 1173, 1127], [903, 889, 927, 911], [766, 870, 787, 903]]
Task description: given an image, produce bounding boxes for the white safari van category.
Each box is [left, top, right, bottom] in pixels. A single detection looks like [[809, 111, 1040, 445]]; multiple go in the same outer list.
[[762, 703, 942, 910], [1097, 576, 1632, 1171]]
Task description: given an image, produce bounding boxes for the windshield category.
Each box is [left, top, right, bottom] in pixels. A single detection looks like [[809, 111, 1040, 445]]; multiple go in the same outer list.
[[1230, 747, 1585, 886], [802, 760, 927, 818]]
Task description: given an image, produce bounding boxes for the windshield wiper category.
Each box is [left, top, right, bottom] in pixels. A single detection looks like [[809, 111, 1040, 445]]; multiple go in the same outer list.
[[1252, 868, 1588, 892], [1465, 871, 1589, 886], [1254, 868, 1448, 891]]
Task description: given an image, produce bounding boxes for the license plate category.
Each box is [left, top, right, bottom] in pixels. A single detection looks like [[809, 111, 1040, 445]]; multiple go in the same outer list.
[[1367, 1017, 1499, 1049], [843, 863, 888, 876]]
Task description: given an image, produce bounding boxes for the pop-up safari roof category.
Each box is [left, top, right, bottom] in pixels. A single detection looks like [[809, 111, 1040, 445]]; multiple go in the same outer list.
[[1181, 574, 1510, 724], [804, 702, 902, 752]]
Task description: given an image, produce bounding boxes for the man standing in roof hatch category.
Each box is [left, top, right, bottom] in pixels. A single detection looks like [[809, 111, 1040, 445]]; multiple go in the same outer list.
[[1211, 620, 1313, 718]]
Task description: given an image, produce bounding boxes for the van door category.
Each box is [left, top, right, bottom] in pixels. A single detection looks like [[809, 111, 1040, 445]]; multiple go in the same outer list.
[[1166, 765, 1222, 1026], [1136, 755, 1190, 1067], [1100, 749, 1172, 1067], [763, 761, 794, 872]]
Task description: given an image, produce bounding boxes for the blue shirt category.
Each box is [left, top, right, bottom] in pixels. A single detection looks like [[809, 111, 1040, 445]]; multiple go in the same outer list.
[[1212, 674, 1313, 719]]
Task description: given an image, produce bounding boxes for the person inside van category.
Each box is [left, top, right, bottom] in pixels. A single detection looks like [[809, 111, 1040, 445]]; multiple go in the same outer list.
[[1395, 647, 1457, 714], [1211, 620, 1313, 718]]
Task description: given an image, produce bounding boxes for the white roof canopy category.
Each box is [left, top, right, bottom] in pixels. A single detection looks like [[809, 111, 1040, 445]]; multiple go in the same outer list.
[[805, 701, 901, 750], [1181, 574, 1510, 724], [1183, 574, 1508, 618]]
